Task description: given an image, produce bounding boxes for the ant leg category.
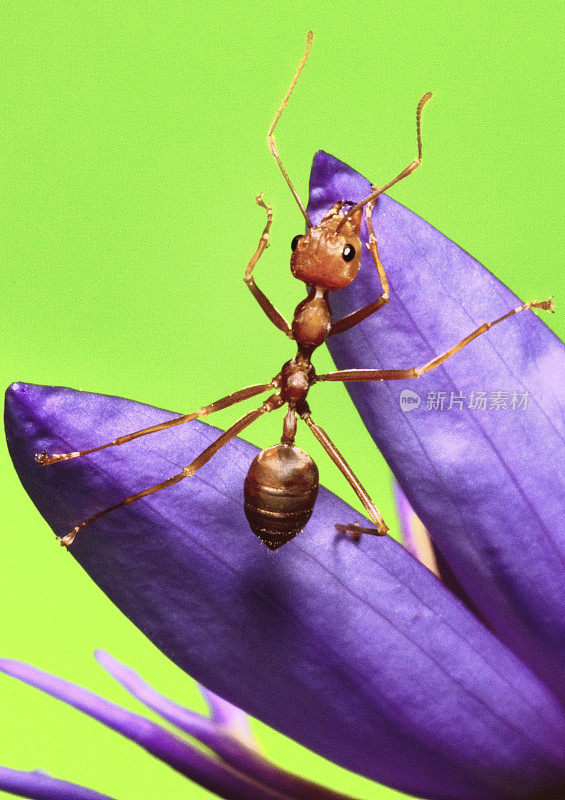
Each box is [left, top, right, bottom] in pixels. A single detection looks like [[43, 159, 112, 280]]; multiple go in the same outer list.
[[58, 393, 284, 547], [318, 298, 556, 384], [298, 405, 388, 538], [335, 92, 432, 231], [36, 381, 277, 465], [244, 195, 293, 338], [330, 193, 390, 336]]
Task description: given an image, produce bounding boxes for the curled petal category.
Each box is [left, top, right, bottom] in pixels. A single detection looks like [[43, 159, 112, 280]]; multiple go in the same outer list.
[[0, 659, 294, 800], [5, 382, 565, 799], [96, 651, 356, 800], [0, 766, 115, 800], [198, 684, 257, 749], [308, 151, 565, 698], [94, 650, 219, 747]]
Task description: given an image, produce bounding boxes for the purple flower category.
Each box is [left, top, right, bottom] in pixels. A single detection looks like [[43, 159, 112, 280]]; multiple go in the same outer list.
[[309, 151, 565, 698], [3, 152, 565, 800], [1, 653, 346, 800]]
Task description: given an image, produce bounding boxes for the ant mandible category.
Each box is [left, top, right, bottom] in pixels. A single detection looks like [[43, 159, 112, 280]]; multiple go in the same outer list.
[[37, 31, 554, 550]]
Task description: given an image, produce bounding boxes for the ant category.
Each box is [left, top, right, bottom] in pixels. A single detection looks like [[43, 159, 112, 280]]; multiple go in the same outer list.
[[36, 31, 554, 550]]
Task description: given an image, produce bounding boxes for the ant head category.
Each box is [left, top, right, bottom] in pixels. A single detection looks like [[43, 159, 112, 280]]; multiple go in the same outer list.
[[290, 203, 363, 291], [270, 32, 431, 293]]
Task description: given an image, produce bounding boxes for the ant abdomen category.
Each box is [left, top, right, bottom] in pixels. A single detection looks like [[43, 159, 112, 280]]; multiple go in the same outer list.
[[244, 443, 319, 550]]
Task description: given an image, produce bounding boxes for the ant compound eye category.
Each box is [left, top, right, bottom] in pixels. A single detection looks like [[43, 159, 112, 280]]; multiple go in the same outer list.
[[291, 235, 302, 251], [342, 243, 356, 262]]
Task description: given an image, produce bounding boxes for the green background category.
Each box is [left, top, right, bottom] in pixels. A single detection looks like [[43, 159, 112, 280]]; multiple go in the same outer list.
[[0, 2, 562, 799]]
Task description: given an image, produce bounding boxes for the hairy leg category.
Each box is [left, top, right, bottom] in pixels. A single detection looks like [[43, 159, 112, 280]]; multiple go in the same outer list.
[[58, 393, 284, 547], [36, 381, 277, 465], [319, 299, 555, 383], [298, 405, 388, 537]]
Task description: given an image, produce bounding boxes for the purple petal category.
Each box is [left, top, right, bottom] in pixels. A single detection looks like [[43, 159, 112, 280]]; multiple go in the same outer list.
[[393, 482, 439, 576], [94, 650, 219, 747], [198, 684, 257, 748], [5, 382, 565, 800], [393, 482, 484, 620], [308, 151, 565, 698], [0, 658, 293, 800], [0, 767, 115, 800], [96, 651, 355, 800]]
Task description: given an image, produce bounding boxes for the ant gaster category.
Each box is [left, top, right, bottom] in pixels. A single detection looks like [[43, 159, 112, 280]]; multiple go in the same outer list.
[[37, 31, 554, 550]]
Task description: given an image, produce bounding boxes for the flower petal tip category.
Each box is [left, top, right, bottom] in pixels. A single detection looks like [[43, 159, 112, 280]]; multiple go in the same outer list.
[[309, 151, 565, 700]]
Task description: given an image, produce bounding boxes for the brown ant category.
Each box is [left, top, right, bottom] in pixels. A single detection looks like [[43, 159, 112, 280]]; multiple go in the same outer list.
[[36, 31, 554, 550]]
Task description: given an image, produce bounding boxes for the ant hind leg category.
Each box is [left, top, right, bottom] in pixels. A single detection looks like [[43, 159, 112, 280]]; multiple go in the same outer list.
[[298, 405, 388, 540], [58, 394, 284, 547]]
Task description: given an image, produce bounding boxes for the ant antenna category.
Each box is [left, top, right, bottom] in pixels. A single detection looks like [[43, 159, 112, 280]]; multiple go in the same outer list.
[[267, 31, 314, 228], [415, 91, 431, 161], [337, 92, 433, 231]]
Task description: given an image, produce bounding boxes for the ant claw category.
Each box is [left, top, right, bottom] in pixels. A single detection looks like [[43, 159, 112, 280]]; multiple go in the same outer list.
[[534, 297, 555, 313], [335, 522, 364, 541], [335, 522, 388, 540], [35, 451, 64, 466], [57, 528, 79, 548], [35, 450, 77, 465]]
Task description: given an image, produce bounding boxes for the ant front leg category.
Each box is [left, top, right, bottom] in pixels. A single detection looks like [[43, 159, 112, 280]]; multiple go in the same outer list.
[[298, 404, 388, 538], [330, 192, 390, 336], [318, 299, 556, 384], [244, 195, 293, 338]]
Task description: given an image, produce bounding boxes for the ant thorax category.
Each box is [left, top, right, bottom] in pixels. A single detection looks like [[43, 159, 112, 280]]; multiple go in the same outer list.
[[291, 285, 333, 349]]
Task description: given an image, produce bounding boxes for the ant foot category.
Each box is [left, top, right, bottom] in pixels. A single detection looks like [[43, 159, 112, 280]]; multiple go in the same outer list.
[[531, 297, 555, 313], [335, 521, 388, 540], [57, 527, 80, 547], [35, 451, 77, 465]]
